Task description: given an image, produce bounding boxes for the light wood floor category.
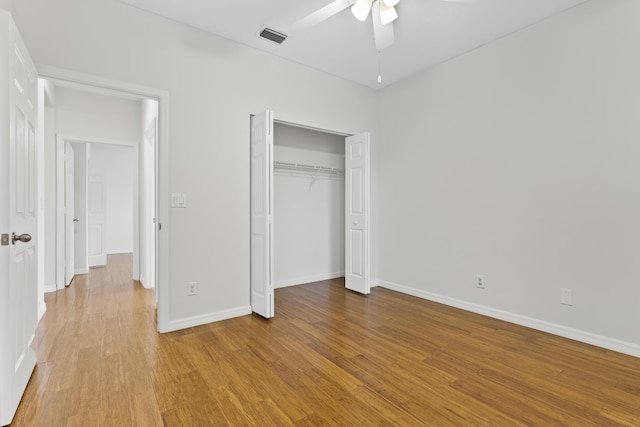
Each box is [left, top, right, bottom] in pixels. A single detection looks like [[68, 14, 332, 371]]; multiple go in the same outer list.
[[11, 254, 640, 426]]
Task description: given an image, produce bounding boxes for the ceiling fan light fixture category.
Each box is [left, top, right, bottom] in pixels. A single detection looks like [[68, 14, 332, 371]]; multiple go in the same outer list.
[[382, 0, 400, 7], [379, 2, 398, 25], [351, 0, 374, 21]]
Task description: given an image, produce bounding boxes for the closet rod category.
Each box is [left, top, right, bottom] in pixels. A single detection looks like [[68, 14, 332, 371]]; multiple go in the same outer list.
[[274, 161, 344, 175]]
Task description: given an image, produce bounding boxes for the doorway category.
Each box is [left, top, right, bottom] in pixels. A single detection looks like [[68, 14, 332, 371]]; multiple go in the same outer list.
[[50, 82, 149, 289], [273, 122, 346, 288], [249, 110, 371, 318], [37, 66, 169, 332]]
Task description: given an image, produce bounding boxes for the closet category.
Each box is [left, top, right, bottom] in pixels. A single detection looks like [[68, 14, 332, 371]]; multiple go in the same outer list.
[[273, 123, 346, 288]]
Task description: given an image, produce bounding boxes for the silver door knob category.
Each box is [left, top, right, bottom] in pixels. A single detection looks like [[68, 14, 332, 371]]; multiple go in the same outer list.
[[73, 218, 79, 222], [12, 233, 32, 244]]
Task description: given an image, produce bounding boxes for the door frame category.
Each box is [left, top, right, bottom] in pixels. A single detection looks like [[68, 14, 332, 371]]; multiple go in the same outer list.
[[63, 141, 75, 286], [40, 65, 170, 333], [250, 113, 371, 317]]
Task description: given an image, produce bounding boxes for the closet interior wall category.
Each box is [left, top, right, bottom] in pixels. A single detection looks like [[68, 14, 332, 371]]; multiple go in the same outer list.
[[273, 123, 345, 288]]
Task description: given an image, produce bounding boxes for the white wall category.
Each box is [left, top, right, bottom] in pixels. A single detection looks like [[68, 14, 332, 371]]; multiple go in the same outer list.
[[10, 0, 378, 325], [72, 142, 88, 273], [55, 87, 141, 143], [274, 124, 345, 287], [89, 143, 134, 254], [378, 0, 640, 352]]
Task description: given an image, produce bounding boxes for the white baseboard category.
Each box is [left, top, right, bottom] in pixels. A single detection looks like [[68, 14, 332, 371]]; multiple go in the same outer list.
[[44, 283, 57, 293], [275, 272, 344, 289], [377, 280, 640, 359], [165, 305, 252, 332], [139, 274, 154, 289], [107, 249, 133, 255], [75, 267, 88, 275]]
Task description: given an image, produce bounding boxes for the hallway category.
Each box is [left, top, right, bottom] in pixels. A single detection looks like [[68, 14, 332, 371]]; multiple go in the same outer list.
[[13, 254, 161, 425]]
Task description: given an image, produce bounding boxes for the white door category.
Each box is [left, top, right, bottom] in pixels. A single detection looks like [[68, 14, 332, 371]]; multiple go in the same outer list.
[[250, 110, 274, 318], [88, 159, 107, 266], [345, 132, 370, 294], [144, 119, 156, 292], [64, 142, 75, 286], [0, 11, 38, 426]]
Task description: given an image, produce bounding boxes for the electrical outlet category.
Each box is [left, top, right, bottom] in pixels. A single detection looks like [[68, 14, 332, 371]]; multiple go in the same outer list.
[[476, 274, 485, 289], [187, 282, 197, 296], [560, 288, 572, 306]]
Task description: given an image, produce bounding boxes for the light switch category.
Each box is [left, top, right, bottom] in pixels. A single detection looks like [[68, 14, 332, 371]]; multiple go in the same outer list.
[[171, 192, 187, 208]]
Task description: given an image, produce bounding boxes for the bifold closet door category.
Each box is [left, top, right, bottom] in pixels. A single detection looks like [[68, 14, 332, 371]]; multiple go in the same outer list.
[[250, 110, 274, 318], [345, 132, 370, 294]]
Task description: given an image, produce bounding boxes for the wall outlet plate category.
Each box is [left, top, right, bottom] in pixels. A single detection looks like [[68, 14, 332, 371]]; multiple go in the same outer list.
[[171, 192, 187, 208], [476, 274, 485, 289], [188, 281, 197, 296], [560, 288, 573, 306]]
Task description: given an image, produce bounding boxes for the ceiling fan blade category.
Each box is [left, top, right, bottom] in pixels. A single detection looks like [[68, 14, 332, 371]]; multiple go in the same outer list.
[[372, 0, 394, 50], [351, 0, 374, 21], [379, 2, 397, 25], [293, 0, 354, 31]]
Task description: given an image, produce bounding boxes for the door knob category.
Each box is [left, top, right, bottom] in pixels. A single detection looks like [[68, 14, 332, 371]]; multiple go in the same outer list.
[[12, 233, 32, 244], [73, 218, 79, 222]]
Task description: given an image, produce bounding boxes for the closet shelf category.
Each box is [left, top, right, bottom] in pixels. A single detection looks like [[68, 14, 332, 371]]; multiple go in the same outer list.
[[274, 161, 344, 176]]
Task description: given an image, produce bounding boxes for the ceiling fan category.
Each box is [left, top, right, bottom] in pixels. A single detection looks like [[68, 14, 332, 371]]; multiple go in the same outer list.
[[293, 0, 474, 51]]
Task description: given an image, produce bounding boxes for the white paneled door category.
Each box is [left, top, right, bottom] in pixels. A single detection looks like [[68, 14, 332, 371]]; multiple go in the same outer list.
[[250, 110, 274, 318], [0, 11, 38, 426], [88, 158, 107, 266], [65, 142, 75, 286], [345, 133, 370, 294]]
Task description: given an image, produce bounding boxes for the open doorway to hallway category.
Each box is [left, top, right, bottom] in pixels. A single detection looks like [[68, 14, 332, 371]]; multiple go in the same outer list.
[[39, 78, 159, 315]]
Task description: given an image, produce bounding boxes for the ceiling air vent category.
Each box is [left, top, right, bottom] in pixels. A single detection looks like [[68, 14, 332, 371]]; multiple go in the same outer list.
[[259, 27, 287, 45]]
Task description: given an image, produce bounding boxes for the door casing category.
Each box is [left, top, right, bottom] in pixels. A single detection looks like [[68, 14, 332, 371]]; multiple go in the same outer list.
[[40, 65, 170, 332], [250, 112, 372, 317]]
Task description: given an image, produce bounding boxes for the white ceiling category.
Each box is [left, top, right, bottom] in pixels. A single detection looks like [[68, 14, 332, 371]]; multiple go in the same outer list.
[[119, 0, 589, 89]]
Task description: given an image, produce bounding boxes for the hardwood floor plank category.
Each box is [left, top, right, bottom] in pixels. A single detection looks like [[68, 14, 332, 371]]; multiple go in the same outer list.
[[10, 254, 640, 426]]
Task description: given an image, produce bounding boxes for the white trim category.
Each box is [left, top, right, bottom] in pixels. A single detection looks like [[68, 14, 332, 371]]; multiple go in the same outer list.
[[377, 280, 640, 359], [274, 119, 351, 138], [165, 306, 252, 332], [275, 272, 344, 289], [58, 135, 138, 146], [132, 142, 140, 280], [74, 267, 88, 275], [369, 279, 382, 288], [106, 249, 134, 255], [38, 65, 165, 100], [55, 135, 64, 290], [38, 301, 46, 322], [44, 284, 57, 294], [139, 274, 153, 289], [39, 65, 170, 333]]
